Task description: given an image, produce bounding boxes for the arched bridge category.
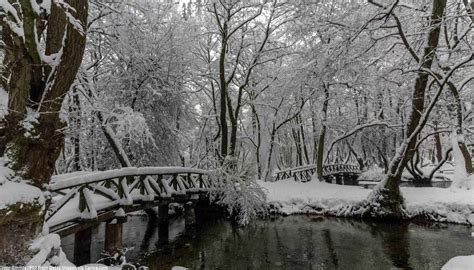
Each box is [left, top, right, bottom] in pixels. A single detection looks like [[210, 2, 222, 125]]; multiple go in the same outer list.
[[46, 167, 213, 237], [274, 164, 361, 183]]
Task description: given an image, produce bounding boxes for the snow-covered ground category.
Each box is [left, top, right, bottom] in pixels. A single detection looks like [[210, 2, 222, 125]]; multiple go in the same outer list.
[[259, 179, 474, 224], [358, 163, 454, 183], [442, 255, 474, 270]]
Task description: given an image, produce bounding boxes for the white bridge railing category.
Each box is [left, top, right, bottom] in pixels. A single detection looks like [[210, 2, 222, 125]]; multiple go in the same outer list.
[[46, 167, 213, 232], [274, 164, 361, 182]]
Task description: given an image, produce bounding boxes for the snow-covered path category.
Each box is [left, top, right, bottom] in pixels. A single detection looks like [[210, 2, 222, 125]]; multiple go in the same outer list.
[[259, 179, 474, 225]]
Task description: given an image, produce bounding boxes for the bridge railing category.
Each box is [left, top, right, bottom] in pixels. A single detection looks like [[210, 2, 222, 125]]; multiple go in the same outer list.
[[46, 167, 212, 230], [273, 164, 361, 182]]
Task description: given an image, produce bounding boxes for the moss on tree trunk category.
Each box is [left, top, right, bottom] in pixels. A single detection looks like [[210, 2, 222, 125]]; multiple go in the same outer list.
[[0, 201, 44, 264]]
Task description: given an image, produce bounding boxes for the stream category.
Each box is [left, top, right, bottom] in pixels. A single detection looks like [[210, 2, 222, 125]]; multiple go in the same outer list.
[[62, 214, 474, 269]]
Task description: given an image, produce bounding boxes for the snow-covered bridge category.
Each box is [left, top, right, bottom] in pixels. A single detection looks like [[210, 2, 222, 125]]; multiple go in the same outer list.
[[274, 164, 361, 183], [46, 167, 213, 237]]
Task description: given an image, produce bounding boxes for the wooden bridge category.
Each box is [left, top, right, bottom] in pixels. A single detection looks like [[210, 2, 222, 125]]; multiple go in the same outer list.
[[46, 167, 213, 235], [45, 167, 214, 265], [274, 164, 361, 184]]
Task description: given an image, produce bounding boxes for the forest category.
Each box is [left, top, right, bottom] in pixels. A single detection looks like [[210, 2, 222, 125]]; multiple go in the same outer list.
[[0, 0, 474, 269]]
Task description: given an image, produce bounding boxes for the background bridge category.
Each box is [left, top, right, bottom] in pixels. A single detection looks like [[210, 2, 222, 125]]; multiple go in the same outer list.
[[274, 164, 361, 183]]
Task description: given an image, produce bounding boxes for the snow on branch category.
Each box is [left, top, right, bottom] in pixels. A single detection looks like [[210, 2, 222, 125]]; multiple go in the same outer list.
[[325, 121, 401, 159]]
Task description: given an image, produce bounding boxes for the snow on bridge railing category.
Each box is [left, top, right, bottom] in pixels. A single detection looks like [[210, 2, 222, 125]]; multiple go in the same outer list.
[[48, 166, 210, 191], [45, 167, 213, 231], [273, 164, 361, 181]]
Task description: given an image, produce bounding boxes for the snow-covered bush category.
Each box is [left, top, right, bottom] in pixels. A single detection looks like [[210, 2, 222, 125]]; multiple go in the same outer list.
[[209, 156, 268, 226], [97, 247, 134, 267], [104, 106, 156, 148], [27, 234, 74, 266]]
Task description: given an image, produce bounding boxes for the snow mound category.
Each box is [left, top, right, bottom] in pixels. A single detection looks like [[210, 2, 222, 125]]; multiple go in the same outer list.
[[441, 255, 474, 270], [0, 180, 44, 210], [27, 234, 74, 266], [260, 179, 474, 224], [0, 158, 44, 209]]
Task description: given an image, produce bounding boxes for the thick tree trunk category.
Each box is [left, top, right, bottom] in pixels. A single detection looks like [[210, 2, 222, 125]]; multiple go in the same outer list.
[[371, 0, 447, 219], [0, 0, 88, 264], [4, 0, 88, 186]]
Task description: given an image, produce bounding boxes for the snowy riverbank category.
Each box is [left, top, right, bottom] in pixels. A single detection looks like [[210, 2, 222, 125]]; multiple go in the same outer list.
[[259, 179, 474, 225]]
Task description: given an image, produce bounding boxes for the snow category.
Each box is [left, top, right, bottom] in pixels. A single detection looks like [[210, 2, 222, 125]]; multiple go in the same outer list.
[[0, 159, 44, 210], [49, 167, 209, 191], [27, 233, 74, 266], [442, 255, 474, 270], [81, 187, 98, 219], [260, 179, 474, 224], [115, 208, 125, 217], [359, 164, 454, 183], [450, 132, 474, 190], [357, 166, 385, 181], [0, 87, 7, 119], [46, 171, 206, 229], [172, 267, 189, 270], [21, 109, 40, 138], [0, 0, 24, 38]]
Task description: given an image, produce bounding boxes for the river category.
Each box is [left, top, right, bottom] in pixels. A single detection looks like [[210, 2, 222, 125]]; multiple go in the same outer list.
[[61, 214, 474, 269]]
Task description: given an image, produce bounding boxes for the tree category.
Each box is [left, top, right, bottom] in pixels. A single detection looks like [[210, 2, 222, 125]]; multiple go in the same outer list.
[[0, 0, 88, 264], [363, 0, 459, 219]]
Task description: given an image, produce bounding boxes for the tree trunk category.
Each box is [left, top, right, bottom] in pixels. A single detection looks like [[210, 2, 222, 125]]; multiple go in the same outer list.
[[446, 82, 473, 174], [315, 85, 329, 181], [371, 0, 447, 219], [0, 1, 88, 264], [218, 25, 229, 159], [71, 88, 82, 172], [433, 122, 443, 163]]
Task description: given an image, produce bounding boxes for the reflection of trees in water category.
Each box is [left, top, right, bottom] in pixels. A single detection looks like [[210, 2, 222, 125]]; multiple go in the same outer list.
[[368, 222, 412, 270], [141, 216, 419, 269], [322, 229, 339, 269], [140, 213, 157, 251]]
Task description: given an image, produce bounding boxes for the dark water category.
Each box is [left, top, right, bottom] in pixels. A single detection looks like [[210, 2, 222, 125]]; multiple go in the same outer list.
[[359, 181, 451, 189], [62, 215, 474, 270]]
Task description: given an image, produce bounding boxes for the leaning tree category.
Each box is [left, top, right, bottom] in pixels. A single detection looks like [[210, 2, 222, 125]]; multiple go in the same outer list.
[[361, 0, 473, 219], [0, 0, 88, 264]]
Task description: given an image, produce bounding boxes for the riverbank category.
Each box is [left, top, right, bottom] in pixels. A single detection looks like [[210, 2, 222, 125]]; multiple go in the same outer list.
[[259, 179, 474, 225]]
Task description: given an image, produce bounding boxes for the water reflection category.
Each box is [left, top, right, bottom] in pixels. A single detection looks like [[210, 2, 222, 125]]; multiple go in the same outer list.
[[62, 215, 473, 270], [141, 216, 472, 270], [373, 222, 412, 269]]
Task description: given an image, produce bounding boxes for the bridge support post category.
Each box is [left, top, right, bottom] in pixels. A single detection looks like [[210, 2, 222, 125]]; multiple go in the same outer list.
[[335, 175, 342, 185], [157, 203, 169, 245], [184, 200, 197, 228], [74, 227, 92, 265], [105, 218, 124, 253]]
